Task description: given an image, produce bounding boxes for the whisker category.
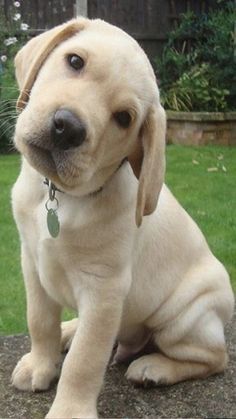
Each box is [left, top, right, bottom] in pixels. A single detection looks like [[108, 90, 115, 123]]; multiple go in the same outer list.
[[1, 137, 16, 154], [8, 146, 18, 154], [0, 118, 17, 134], [0, 100, 16, 107], [0, 124, 15, 137], [0, 95, 29, 108], [0, 111, 18, 118], [0, 106, 18, 115], [7, 145, 17, 153], [0, 114, 18, 121], [0, 99, 17, 105], [0, 97, 28, 110], [0, 104, 25, 116], [0, 98, 17, 102], [1, 86, 19, 90], [7, 138, 17, 153], [0, 124, 15, 138], [0, 105, 17, 111]]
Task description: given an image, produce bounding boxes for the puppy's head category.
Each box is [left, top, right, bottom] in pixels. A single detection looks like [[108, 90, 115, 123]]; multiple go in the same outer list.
[[14, 17, 166, 226]]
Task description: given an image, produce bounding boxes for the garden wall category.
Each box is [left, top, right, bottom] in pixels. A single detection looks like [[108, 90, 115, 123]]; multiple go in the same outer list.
[[167, 112, 236, 146]]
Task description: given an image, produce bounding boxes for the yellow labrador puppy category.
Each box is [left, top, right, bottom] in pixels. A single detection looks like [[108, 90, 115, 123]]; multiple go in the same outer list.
[[12, 17, 234, 418]]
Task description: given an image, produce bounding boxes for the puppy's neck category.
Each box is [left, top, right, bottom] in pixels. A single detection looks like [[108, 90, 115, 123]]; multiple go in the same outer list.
[[44, 157, 128, 199]]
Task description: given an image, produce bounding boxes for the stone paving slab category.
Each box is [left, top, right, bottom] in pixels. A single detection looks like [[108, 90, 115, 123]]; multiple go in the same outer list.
[[0, 310, 235, 418]]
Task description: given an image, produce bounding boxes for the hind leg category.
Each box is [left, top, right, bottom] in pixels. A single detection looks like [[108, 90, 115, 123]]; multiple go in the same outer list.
[[61, 318, 78, 352], [127, 257, 234, 386], [126, 309, 228, 386]]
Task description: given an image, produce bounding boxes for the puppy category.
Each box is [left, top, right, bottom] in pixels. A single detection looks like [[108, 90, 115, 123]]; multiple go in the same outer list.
[[11, 17, 234, 418]]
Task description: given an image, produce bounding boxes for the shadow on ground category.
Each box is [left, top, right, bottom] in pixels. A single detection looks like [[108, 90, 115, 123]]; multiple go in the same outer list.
[[0, 309, 235, 418]]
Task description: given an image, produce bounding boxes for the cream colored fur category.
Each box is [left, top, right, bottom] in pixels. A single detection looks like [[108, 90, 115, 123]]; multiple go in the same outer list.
[[11, 17, 234, 419]]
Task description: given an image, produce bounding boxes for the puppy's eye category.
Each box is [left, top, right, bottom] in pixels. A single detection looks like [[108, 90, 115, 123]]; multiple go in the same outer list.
[[114, 111, 131, 128], [67, 54, 84, 71]]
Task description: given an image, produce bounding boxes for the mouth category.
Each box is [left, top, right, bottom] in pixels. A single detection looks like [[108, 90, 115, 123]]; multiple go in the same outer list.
[[25, 141, 82, 188], [27, 143, 56, 173]]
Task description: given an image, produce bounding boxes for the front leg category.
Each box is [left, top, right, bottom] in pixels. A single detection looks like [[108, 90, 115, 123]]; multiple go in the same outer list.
[[12, 245, 61, 391], [47, 277, 127, 419]]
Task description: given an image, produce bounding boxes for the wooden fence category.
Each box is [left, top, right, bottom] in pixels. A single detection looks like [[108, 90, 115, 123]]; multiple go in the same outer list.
[[1, 0, 221, 63]]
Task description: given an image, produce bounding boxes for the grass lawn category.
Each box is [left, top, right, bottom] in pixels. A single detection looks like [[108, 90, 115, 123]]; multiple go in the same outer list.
[[0, 146, 235, 335]]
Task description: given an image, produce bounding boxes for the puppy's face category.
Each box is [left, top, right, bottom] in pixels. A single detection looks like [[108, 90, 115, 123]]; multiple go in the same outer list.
[[14, 19, 166, 225]]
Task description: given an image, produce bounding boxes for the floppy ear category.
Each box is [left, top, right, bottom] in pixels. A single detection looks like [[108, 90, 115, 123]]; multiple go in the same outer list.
[[129, 104, 166, 227], [15, 18, 88, 110]]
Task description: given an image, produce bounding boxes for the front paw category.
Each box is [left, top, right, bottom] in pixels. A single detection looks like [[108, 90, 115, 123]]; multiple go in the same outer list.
[[12, 352, 59, 392], [46, 399, 97, 419]]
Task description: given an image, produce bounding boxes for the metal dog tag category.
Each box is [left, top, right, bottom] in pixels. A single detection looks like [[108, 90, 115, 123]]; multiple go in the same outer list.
[[45, 180, 60, 238], [47, 208, 60, 238]]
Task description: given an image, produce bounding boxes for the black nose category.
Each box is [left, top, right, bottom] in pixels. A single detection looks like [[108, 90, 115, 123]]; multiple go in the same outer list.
[[52, 109, 86, 150]]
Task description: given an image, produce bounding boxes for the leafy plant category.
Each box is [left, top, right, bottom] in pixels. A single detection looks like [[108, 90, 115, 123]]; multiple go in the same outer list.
[[0, 1, 29, 152], [156, 2, 236, 112], [162, 63, 229, 111]]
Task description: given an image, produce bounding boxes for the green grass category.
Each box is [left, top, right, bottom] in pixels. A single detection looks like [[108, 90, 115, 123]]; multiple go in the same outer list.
[[0, 154, 25, 334], [0, 146, 235, 335], [166, 145, 236, 289]]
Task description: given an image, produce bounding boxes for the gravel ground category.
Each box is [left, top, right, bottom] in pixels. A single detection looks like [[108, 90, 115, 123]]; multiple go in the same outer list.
[[0, 309, 235, 418]]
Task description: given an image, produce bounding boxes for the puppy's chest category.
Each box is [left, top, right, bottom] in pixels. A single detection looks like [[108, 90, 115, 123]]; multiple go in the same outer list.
[[36, 239, 96, 310], [35, 215, 82, 309], [38, 241, 77, 308], [34, 196, 125, 308]]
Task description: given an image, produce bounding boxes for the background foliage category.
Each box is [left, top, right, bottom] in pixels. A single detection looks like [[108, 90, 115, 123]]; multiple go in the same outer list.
[[156, 2, 236, 112], [0, 2, 29, 152]]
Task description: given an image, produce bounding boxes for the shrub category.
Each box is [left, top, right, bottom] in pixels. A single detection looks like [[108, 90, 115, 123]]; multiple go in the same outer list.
[[0, 1, 29, 153], [156, 2, 236, 112]]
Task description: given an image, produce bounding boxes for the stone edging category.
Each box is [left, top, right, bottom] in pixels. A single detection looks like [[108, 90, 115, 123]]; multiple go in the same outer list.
[[167, 111, 236, 122], [166, 111, 236, 146]]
